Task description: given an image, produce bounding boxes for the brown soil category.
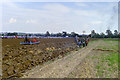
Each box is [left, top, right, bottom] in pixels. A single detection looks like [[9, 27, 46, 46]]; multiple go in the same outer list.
[[2, 38, 78, 78], [93, 48, 114, 52]]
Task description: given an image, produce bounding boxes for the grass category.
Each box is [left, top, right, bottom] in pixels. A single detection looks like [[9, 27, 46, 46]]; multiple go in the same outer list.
[[88, 40, 98, 45], [95, 52, 118, 78], [102, 38, 118, 42], [96, 39, 118, 51], [96, 65, 100, 70], [94, 39, 118, 78], [102, 52, 118, 69]]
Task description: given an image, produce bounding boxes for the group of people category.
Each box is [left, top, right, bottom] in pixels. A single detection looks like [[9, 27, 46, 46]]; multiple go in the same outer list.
[[24, 35, 89, 47], [75, 36, 89, 48], [24, 35, 37, 43]]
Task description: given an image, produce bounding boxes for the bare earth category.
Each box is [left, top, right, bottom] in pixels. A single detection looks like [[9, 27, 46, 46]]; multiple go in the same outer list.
[[22, 40, 100, 78]]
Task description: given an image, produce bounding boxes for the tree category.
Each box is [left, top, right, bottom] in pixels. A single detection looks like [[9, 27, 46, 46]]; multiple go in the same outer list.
[[94, 33, 100, 38], [2, 34, 4, 36], [113, 30, 118, 38], [106, 29, 113, 38], [91, 30, 96, 38], [45, 31, 50, 37], [71, 32, 77, 37], [29, 34, 32, 36], [56, 33, 62, 37], [62, 31, 67, 37], [67, 33, 72, 37], [50, 33, 55, 37], [114, 30, 118, 35], [100, 32, 105, 38], [7, 33, 18, 36]]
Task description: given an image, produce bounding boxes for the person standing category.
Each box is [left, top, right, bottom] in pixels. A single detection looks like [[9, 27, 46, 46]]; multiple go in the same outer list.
[[75, 35, 78, 43], [83, 38, 86, 47], [85, 37, 87, 46], [86, 36, 89, 46], [33, 38, 37, 42], [24, 34, 29, 43], [78, 39, 82, 48]]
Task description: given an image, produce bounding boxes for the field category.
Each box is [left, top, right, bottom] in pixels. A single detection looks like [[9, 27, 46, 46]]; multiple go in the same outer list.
[[2, 38, 119, 78], [68, 39, 118, 78], [22, 38, 118, 78], [2, 38, 78, 78]]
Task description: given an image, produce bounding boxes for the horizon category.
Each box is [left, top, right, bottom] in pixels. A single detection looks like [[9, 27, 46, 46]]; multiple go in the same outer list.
[[0, 29, 118, 35], [0, 31, 90, 35]]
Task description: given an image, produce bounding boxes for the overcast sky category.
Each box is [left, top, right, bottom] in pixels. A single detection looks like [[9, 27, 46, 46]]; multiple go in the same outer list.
[[1, 1, 118, 34]]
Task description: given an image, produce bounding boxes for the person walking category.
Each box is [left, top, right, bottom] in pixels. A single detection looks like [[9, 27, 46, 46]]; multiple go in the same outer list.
[[78, 39, 82, 48]]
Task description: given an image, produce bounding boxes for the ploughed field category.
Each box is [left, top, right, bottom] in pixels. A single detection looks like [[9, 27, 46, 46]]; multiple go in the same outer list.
[[2, 38, 78, 78]]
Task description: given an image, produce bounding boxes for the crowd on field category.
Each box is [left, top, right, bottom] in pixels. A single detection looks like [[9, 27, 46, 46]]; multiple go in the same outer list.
[[75, 36, 89, 48]]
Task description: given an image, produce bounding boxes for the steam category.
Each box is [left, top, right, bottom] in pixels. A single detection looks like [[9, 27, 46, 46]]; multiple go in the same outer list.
[[107, 5, 117, 30]]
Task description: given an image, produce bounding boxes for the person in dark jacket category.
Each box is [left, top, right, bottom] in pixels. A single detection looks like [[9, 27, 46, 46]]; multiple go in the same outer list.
[[24, 35, 29, 43], [85, 37, 87, 46]]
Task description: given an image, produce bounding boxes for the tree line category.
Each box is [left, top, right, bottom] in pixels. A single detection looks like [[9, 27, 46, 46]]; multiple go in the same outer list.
[[1, 29, 119, 38], [1, 31, 79, 37], [91, 29, 119, 38]]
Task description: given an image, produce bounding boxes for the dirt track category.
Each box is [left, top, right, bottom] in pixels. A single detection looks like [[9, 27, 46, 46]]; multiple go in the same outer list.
[[22, 40, 100, 78]]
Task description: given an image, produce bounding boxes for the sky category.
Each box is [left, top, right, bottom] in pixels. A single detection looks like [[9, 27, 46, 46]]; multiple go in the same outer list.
[[1, 1, 118, 34]]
